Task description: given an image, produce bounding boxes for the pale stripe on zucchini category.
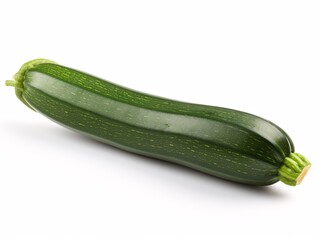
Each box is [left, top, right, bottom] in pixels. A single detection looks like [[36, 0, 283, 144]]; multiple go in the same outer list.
[[5, 59, 311, 186]]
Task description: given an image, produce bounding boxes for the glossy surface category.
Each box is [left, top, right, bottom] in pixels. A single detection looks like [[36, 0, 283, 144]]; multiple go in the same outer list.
[[21, 63, 295, 185]]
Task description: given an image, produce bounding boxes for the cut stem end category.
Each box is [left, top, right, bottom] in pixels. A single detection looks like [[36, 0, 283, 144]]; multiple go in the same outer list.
[[278, 153, 311, 186], [296, 165, 311, 185]]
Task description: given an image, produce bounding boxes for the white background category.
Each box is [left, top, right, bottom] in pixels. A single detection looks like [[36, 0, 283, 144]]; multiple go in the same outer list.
[[0, 1, 318, 239]]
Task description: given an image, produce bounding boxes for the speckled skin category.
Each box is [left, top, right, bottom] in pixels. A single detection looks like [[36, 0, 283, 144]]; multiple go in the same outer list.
[[17, 61, 296, 185]]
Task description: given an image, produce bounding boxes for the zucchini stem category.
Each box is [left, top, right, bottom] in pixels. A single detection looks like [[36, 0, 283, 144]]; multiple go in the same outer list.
[[278, 153, 311, 186], [5, 80, 18, 87]]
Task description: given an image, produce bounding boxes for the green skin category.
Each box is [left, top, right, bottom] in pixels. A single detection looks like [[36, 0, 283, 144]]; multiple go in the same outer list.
[[6, 59, 311, 186]]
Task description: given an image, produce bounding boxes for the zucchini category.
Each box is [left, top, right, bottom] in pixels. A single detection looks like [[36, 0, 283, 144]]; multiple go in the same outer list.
[[5, 59, 311, 186]]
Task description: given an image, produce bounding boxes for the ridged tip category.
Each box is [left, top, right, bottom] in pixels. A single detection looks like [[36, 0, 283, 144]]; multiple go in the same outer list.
[[13, 58, 56, 83], [278, 153, 311, 186], [6, 58, 56, 110]]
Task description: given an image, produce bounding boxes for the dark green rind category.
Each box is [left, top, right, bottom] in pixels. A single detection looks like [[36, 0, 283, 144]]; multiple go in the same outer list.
[[32, 64, 295, 156], [15, 63, 297, 185], [30, 64, 294, 161], [23, 86, 279, 185], [8, 59, 311, 185]]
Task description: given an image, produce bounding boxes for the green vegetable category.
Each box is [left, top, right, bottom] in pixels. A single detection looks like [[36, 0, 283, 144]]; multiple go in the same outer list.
[[5, 59, 311, 186]]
